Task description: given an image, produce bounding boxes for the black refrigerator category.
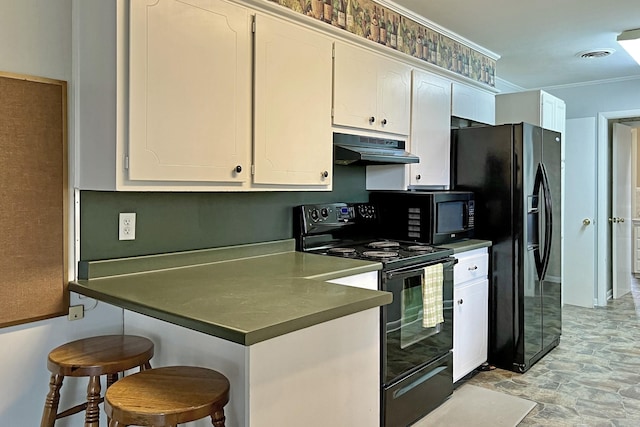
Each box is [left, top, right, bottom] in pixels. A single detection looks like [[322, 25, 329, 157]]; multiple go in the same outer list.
[[451, 122, 562, 373]]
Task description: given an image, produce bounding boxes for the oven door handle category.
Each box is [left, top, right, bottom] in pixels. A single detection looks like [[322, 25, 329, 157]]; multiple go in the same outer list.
[[385, 257, 457, 281]]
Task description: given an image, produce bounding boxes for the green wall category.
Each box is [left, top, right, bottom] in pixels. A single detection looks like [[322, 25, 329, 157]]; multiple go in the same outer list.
[[80, 165, 369, 260]]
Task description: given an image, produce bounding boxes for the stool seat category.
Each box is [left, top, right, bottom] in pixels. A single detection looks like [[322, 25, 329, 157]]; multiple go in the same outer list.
[[41, 335, 154, 427], [105, 366, 230, 427]]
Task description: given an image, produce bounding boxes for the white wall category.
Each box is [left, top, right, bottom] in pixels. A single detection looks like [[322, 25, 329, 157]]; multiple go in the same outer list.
[[544, 78, 640, 305], [0, 1, 123, 425], [545, 78, 640, 119]]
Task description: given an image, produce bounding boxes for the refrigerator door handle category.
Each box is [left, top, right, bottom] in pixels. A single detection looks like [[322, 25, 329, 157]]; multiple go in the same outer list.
[[539, 163, 553, 280], [532, 165, 544, 278]]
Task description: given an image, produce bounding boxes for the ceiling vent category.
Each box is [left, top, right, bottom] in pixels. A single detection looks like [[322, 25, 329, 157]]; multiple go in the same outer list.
[[576, 49, 615, 59]]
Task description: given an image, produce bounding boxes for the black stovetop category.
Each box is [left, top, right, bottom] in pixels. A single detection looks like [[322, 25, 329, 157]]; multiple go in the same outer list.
[[295, 202, 452, 269]]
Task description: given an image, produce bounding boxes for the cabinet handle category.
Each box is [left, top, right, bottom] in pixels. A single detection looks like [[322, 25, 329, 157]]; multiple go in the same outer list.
[[468, 265, 478, 271], [235, 165, 242, 173], [381, 118, 388, 125], [458, 299, 464, 305], [416, 174, 421, 180], [369, 116, 375, 124], [322, 170, 329, 178]]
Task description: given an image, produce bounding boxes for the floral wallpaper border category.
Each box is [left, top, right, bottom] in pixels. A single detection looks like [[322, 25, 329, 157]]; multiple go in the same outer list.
[[268, 0, 496, 87]]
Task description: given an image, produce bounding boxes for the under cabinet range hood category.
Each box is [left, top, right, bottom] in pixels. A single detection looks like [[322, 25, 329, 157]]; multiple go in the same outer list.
[[333, 133, 419, 165]]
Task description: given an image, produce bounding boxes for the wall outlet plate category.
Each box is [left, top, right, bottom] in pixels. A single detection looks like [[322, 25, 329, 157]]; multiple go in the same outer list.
[[68, 304, 84, 320], [119, 212, 136, 240]]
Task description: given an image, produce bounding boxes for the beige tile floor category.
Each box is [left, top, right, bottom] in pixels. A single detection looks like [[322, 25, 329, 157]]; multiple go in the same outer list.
[[458, 278, 640, 426]]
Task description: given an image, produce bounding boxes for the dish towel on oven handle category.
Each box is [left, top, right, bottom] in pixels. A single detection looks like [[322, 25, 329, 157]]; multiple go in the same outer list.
[[422, 263, 444, 328]]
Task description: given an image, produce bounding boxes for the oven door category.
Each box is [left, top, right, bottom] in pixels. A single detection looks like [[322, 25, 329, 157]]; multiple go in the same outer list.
[[381, 257, 455, 385]]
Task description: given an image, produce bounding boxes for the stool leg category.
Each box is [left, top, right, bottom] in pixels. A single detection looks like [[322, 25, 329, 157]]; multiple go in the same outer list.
[[40, 374, 64, 427], [106, 373, 119, 388], [140, 361, 151, 371], [84, 375, 101, 427], [211, 409, 226, 427]]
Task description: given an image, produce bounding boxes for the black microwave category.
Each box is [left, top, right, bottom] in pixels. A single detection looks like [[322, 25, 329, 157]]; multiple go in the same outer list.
[[370, 190, 475, 244]]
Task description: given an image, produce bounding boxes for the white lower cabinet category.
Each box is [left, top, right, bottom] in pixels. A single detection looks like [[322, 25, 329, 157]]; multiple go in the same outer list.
[[453, 247, 489, 382]]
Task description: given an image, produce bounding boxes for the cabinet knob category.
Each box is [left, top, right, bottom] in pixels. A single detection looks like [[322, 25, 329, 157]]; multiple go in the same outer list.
[[369, 116, 375, 124], [416, 174, 421, 180], [235, 165, 242, 173], [468, 265, 478, 271], [381, 118, 388, 125], [583, 218, 591, 226], [322, 170, 329, 178], [458, 299, 464, 305]]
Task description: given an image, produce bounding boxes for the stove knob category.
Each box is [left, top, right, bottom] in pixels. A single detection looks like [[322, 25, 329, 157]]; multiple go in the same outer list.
[[310, 209, 319, 221], [320, 208, 329, 218]]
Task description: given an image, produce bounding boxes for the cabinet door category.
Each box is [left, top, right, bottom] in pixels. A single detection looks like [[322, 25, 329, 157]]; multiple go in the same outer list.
[[453, 278, 489, 382], [377, 59, 412, 135], [129, 0, 251, 183], [333, 42, 380, 131], [333, 43, 410, 134], [452, 82, 495, 125], [253, 14, 333, 186], [409, 70, 451, 187], [541, 91, 566, 134]]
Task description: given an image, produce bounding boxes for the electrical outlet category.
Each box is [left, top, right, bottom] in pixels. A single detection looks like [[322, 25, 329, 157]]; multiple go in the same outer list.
[[119, 212, 136, 240], [68, 305, 84, 320]]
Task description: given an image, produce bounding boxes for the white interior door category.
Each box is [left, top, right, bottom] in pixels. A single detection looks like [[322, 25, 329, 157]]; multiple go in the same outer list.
[[612, 123, 633, 298], [563, 118, 597, 307]]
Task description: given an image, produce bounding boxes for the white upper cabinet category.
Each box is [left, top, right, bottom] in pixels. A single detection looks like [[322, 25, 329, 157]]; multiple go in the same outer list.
[[128, 0, 252, 184], [333, 42, 411, 135], [495, 89, 566, 135], [77, 0, 334, 191], [253, 14, 333, 188], [451, 82, 495, 125], [409, 70, 452, 187]]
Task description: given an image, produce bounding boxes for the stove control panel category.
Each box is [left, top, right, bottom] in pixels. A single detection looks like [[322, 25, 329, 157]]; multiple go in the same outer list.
[[296, 203, 378, 234]]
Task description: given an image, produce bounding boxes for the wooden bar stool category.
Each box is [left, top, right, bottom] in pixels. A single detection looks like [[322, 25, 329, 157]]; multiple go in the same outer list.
[[40, 335, 154, 427], [104, 366, 230, 427]]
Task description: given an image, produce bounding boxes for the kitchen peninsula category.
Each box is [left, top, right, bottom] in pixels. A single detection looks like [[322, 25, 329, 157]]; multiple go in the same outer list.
[[70, 239, 390, 427]]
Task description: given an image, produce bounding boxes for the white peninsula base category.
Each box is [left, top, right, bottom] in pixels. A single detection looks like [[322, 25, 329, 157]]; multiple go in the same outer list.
[[124, 308, 380, 427]]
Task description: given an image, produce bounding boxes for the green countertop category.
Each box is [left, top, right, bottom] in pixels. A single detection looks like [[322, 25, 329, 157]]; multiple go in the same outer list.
[[70, 240, 389, 346], [440, 239, 492, 254]]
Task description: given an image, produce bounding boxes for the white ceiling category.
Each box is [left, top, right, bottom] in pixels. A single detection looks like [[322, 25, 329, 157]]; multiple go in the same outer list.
[[390, 0, 640, 90]]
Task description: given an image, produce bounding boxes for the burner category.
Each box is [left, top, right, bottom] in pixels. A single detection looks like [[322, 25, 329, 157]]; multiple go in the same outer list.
[[406, 245, 435, 253], [327, 247, 357, 256], [363, 251, 399, 259], [367, 241, 400, 249]]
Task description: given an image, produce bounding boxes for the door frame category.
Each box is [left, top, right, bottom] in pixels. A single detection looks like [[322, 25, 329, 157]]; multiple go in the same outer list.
[[596, 109, 640, 306]]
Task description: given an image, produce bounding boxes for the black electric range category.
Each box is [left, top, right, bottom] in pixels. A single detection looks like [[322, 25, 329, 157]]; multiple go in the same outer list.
[[294, 202, 456, 427]]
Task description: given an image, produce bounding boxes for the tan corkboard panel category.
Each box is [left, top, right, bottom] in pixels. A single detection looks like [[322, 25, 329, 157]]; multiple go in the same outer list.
[[0, 71, 68, 328]]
